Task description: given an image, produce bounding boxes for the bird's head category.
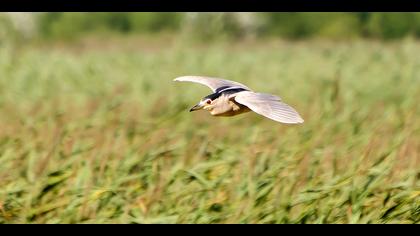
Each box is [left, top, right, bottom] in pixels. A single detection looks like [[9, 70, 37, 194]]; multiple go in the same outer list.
[[189, 97, 214, 112]]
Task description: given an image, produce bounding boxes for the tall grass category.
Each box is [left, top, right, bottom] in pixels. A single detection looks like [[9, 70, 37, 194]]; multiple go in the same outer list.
[[0, 38, 419, 223]]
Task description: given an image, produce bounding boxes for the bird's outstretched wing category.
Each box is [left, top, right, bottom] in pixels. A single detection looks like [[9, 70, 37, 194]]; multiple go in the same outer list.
[[174, 76, 252, 92], [234, 91, 304, 124]]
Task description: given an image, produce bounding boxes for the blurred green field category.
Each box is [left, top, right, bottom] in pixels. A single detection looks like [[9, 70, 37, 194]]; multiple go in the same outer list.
[[0, 37, 419, 223]]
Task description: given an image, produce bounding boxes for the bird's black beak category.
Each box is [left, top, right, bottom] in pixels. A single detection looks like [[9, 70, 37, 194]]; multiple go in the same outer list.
[[189, 103, 203, 112]]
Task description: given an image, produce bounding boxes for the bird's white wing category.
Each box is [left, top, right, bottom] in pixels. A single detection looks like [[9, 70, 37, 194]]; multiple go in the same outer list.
[[174, 76, 252, 92], [234, 91, 304, 124]]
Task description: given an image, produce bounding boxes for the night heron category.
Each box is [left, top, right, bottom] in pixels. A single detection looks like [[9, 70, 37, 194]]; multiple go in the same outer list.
[[174, 76, 304, 124]]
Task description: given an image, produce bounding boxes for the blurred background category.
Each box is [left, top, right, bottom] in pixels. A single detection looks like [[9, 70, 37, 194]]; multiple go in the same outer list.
[[4, 13, 420, 42], [0, 13, 419, 224]]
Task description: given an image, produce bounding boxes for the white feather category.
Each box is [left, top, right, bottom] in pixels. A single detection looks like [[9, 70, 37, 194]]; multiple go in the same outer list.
[[174, 76, 252, 92], [234, 91, 304, 124]]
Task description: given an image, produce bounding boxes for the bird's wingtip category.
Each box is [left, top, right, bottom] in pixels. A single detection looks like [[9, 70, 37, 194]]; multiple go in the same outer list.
[[173, 76, 189, 82], [174, 75, 205, 81]]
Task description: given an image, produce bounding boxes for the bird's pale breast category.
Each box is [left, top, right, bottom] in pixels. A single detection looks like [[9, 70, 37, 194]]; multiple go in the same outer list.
[[210, 99, 250, 117]]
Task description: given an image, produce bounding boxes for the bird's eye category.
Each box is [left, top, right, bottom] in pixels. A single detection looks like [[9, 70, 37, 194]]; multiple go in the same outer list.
[[206, 100, 212, 104]]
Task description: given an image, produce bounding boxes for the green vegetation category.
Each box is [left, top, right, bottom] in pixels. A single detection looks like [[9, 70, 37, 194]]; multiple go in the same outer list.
[[0, 37, 418, 223], [33, 13, 420, 40], [37, 13, 182, 40]]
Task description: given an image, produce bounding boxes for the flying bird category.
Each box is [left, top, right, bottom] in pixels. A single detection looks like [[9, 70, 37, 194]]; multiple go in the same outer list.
[[174, 76, 304, 124]]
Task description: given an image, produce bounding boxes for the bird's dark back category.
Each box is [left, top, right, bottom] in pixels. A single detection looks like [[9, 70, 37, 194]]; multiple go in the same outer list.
[[203, 87, 248, 100]]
